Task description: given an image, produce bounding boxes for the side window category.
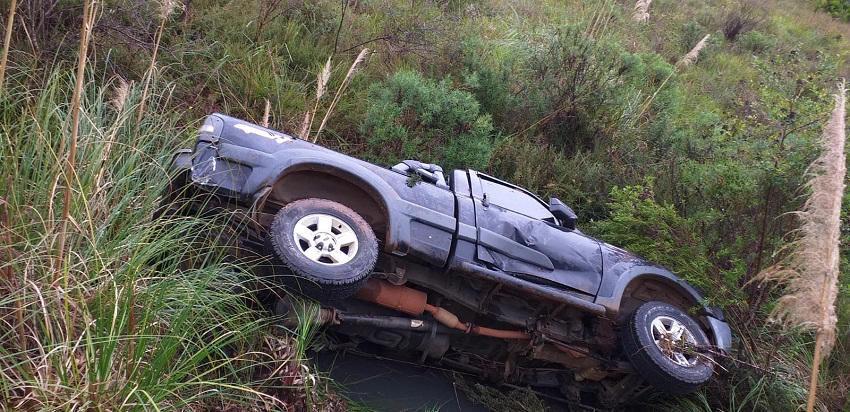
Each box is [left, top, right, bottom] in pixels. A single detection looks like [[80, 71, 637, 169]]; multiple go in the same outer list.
[[479, 176, 553, 220]]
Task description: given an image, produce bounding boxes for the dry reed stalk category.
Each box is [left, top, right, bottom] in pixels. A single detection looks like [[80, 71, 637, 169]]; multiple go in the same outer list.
[[55, 0, 96, 284], [262, 98, 270, 127], [299, 57, 332, 139], [2, 182, 26, 372], [586, 0, 614, 39], [313, 48, 369, 143], [756, 81, 846, 412], [0, 0, 18, 93], [632, 0, 651, 22], [134, 0, 179, 138]]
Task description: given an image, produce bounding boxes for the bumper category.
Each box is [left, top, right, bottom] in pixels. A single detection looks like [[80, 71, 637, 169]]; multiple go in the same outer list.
[[707, 316, 733, 354]]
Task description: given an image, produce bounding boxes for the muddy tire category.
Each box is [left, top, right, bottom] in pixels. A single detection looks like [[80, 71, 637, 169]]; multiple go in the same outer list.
[[622, 301, 714, 395], [267, 198, 377, 301]]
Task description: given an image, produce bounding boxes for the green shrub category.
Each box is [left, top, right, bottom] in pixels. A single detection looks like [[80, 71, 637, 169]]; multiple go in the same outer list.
[[516, 27, 626, 152], [590, 183, 736, 306], [816, 0, 850, 21], [737, 30, 777, 54], [459, 36, 519, 131], [360, 69, 495, 170]]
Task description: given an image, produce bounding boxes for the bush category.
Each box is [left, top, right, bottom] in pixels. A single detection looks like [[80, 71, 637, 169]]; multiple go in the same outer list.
[[360, 69, 495, 170], [737, 30, 777, 54], [459, 36, 519, 131], [816, 0, 850, 21], [516, 27, 626, 153], [589, 183, 738, 307]]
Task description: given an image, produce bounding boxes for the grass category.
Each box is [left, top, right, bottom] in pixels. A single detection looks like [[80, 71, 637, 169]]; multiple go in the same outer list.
[[0, 64, 327, 411]]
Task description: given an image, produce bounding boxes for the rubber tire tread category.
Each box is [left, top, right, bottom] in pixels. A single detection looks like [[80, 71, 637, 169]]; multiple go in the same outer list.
[[621, 301, 714, 395], [267, 198, 377, 302]]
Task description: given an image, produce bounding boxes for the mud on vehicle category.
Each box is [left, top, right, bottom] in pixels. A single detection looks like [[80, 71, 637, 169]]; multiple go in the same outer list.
[[163, 113, 732, 410]]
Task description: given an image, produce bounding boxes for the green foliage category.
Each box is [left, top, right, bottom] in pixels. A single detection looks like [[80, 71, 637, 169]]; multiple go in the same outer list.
[[652, 365, 808, 411], [737, 30, 777, 54], [517, 27, 627, 152], [816, 0, 850, 21], [360, 69, 495, 170], [458, 36, 519, 129], [590, 183, 727, 302]]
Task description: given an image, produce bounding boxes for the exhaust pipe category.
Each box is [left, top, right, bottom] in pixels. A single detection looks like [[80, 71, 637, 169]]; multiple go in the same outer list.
[[355, 278, 530, 340]]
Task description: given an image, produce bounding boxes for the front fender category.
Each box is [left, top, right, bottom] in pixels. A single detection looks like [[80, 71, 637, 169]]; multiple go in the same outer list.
[[253, 150, 413, 255], [595, 263, 704, 315], [596, 261, 730, 351]]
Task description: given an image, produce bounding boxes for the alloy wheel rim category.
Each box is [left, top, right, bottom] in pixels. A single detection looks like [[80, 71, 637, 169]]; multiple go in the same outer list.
[[292, 213, 359, 265], [650, 315, 701, 367]]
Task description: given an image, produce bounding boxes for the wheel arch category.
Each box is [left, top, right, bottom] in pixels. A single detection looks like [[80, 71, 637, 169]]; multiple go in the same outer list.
[[255, 155, 410, 256], [596, 266, 714, 334]]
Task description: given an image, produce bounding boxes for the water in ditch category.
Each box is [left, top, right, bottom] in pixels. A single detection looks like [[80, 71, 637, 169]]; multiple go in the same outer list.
[[314, 350, 491, 412]]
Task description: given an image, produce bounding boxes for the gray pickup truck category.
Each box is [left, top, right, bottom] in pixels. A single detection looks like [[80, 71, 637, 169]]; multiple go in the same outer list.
[[166, 113, 732, 410]]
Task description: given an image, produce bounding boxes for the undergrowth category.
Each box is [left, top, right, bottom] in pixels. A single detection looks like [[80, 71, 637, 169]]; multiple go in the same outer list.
[[0, 65, 330, 411]]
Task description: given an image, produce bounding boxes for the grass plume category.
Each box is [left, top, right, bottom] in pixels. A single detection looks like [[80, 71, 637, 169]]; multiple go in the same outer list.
[[313, 48, 369, 143], [634, 34, 710, 122], [756, 80, 846, 412], [677, 34, 710, 68], [632, 0, 651, 22], [299, 56, 332, 139]]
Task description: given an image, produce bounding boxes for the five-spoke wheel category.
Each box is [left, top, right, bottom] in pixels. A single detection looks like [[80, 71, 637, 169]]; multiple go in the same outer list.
[[267, 198, 377, 301], [292, 213, 360, 265], [622, 301, 714, 395]]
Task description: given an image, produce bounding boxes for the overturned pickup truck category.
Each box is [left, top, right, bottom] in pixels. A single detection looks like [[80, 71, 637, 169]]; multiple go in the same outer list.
[[165, 113, 731, 410]]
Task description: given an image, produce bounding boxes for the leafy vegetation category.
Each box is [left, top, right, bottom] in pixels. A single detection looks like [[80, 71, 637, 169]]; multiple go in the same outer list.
[[2, 0, 849, 410], [361, 69, 495, 170]]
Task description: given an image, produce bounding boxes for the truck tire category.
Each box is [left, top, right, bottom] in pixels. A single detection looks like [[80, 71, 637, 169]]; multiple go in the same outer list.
[[267, 198, 377, 301], [621, 301, 714, 395]]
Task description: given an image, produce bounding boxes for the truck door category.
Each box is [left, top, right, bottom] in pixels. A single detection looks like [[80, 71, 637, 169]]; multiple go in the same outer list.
[[468, 171, 603, 295]]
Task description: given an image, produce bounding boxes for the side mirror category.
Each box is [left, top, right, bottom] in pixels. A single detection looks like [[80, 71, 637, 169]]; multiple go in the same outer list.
[[549, 198, 577, 229]]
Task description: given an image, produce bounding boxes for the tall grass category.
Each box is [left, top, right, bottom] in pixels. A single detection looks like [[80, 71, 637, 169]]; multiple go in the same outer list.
[[0, 65, 322, 411]]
